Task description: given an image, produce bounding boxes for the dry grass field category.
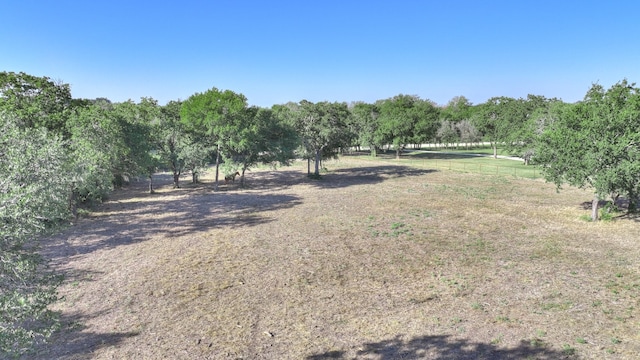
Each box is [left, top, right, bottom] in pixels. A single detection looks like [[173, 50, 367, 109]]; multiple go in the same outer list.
[[28, 156, 640, 359]]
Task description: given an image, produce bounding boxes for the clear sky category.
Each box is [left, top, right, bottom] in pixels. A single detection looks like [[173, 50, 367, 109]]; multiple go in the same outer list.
[[2, 0, 638, 107]]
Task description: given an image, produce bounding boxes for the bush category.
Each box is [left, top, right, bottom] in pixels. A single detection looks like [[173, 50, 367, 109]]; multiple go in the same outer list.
[[0, 115, 70, 356]]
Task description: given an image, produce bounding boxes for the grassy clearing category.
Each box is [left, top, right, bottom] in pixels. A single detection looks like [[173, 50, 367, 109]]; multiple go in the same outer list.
[[30, 156, 639, 359], [354, 150, 541, 179], [431, 147, 517, 157]]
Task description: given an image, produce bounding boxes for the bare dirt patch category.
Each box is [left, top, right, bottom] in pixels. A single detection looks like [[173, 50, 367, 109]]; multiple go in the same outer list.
[[27, 158, 640, 359]]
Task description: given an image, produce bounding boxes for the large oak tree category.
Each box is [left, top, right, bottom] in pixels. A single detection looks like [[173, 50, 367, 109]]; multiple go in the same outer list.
[[536, 80, 640, 220], [287, 100, 351, 177]]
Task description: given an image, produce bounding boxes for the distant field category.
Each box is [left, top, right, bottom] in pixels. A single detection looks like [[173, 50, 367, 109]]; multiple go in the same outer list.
[[32, 156, 639, 359]]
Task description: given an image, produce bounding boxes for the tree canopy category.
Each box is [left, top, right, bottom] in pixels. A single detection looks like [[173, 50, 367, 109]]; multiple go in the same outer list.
[[375, 95, 438, 159], [0, 71, 72, 133], [286, 100, 351, 177], [348, 102, 381, 156], [536, 80, 640, 220]]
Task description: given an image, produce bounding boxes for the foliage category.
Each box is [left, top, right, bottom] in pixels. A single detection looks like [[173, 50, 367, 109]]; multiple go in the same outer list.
[[226, 107, 298, 183], [348, 102, 381, 155], [375, 94, 439, 158], [66, 104, 121, 203], [154, 100, 185, 187], [502, 95, 560, 164], [536, 80, 640, 219], [0, 71, 72, 134], [441, 95, 474, 122], [116, 98, 160, 180], [66, 98, 161, 198], [473, 95, 559, 162], [181, 87, 248, 187], [287, 100, 351, 176], [0, 115, 68, 356], [411, 99, 441, 145], [181, 89, 297, 185], [180, 134, 213, 184], [180, 87, 248, 139], [472, 96, 523, 158]]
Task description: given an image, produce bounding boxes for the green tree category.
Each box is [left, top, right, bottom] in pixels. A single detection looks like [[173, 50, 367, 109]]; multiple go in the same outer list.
[[289, 100, 351, 177], [180, 135, 212, 184], [154, 100, 193, 188], [441, 95, 473, 122], [0, 115, 70, 356], [0, 72, 72, 133], [503, 95, 560, 165], [181, 88, 248, 190], [412, 99, 441, 147], [111, 99, 160, 193], [66, 103, 122, 207], [348, 102, 381, 156], [225, 107, 298, 184], [536, 80, 640, 220], [375, 94, 426, 159], [473, 96, 526, 158]]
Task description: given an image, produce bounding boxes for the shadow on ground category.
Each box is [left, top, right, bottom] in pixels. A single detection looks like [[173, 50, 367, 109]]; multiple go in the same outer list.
[[43, 185, 303, 263], [346, 149, 504, 161], [23, 311, 139, 360], [306, 334, 575, 359], [580, 197, 640, 222], [316, 166, 436, 189], [43, 164, 440, 264], [248, 165, 437, 191]]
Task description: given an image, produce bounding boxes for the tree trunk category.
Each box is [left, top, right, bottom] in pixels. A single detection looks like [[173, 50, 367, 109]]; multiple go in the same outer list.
[[493, 143, 498, 159], [214, 144, 220, 191], [395, 145, 403, 160], [627, 191, 637, 213], [591, 194, 599, 221], [192, 171, 198, 184], [307, 158, 310, 176], [314, 149, 321, 176], [371, 146, 377, 157], [148, 174, 154, 194], [173, 172, 180, 188]]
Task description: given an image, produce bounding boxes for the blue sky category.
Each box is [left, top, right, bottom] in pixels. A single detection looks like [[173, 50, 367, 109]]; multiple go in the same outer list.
[[2, 1, 638, 107]]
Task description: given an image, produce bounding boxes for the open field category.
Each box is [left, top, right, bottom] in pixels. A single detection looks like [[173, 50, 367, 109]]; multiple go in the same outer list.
[[30, 156, 639, 359], [365, 150, 540, 179]]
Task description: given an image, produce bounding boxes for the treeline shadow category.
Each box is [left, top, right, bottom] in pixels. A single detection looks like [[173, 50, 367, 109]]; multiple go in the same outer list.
[[400, 150, 496, 161], [242, 165, 437, 191], [43, 190, 302, 264], [307, 334, 577, 359], [343, 149, 498, 161], [22, 311, 139, 360], [315, 166, 437, 189], [43, 163, 437, 263]]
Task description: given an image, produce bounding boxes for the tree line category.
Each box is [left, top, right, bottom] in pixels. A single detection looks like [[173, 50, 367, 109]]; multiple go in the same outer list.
[[1, 70, 639, 355]]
